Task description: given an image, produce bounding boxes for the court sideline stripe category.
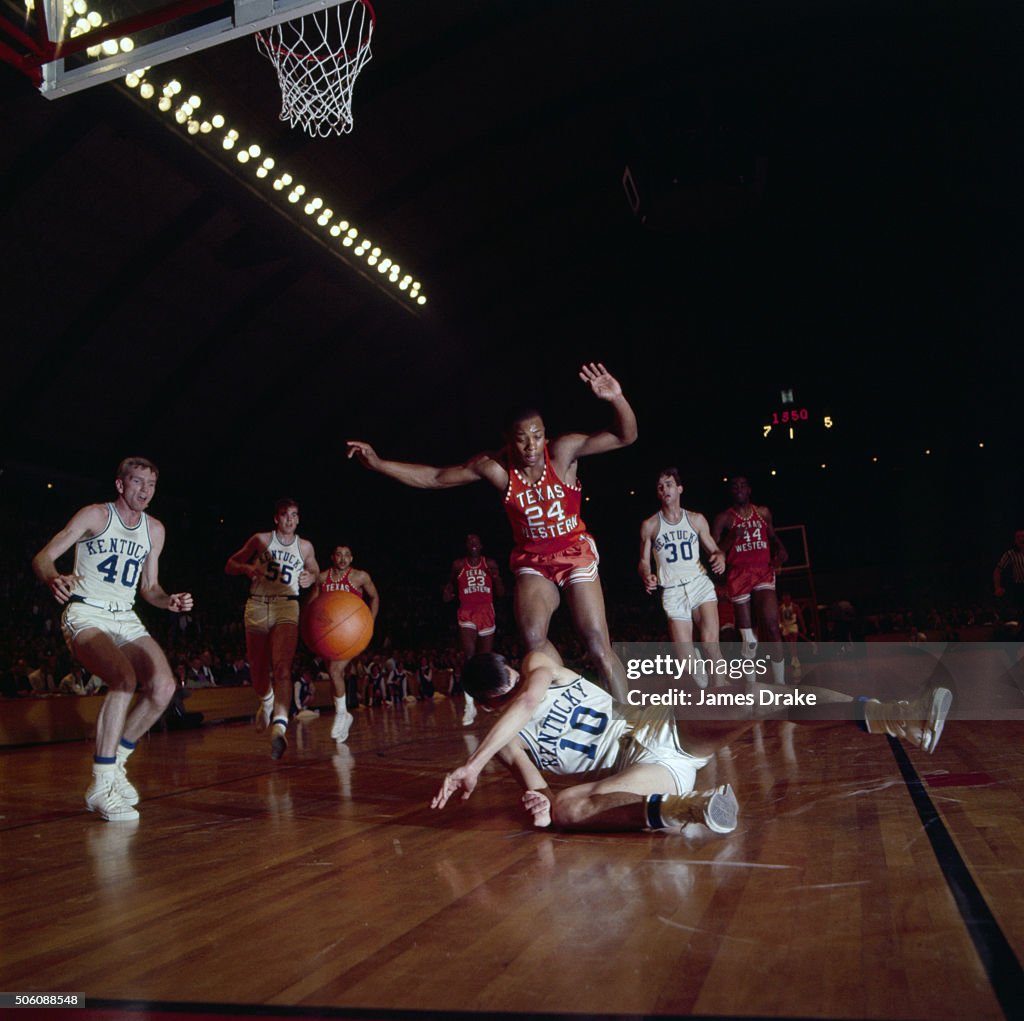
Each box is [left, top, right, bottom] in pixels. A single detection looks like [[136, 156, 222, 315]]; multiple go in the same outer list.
[[890, 737, 1024, 1021]]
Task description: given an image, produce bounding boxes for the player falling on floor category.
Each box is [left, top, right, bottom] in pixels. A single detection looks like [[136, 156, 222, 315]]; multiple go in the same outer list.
[[431, 649, 953, 835], [225, 498, 319, 760], [638, 467, 727, 689], [313, 545, 379, 742], [32, 456, 193, 822], [443, 533, 505, 725], [348, 362, 637, 703]]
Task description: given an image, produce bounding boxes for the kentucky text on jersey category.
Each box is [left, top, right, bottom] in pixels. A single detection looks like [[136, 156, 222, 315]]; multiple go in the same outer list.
[[261, 548, 303, 569], [530, 679, 591, 769], [653, 527, 696, 552], [83, 537, 148, 560]]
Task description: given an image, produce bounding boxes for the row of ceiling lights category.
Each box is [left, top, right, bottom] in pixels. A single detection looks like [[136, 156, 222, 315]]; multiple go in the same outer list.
[[24, 12, 427, 307], [122, 71, 426, 305], [30, 2, 426, 303]]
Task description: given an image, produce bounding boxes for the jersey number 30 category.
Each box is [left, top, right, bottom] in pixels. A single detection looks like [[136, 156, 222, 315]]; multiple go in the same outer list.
[[662, 539, 694, 563]]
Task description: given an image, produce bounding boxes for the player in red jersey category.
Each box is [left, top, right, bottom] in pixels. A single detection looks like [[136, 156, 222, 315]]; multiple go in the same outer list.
[[312, 545, 379, 742], [444, 533, 505, 724], [712, 476, 788, 684], [347, 363, 637, 702]]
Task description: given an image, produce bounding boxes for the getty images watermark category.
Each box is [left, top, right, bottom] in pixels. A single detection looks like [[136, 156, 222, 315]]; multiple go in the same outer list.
[[611, 641, 1024, 720]]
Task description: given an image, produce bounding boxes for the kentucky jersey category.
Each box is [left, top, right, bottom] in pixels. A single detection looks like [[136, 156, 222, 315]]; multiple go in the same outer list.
[[518, 675, 628, 775], [250, 532, 304, 597], [72, 503, 152, 611], [725, 507, 771, 569], [457, 561, 494, 610], [504, 445, 587, 555], [653, 509, 707, 587], [322, 568, 358, 594]]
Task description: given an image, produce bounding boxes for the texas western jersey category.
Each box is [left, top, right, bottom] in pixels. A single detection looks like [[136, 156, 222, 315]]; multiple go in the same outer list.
[[653, 509, 707, 587], [457, 561, 494, 610], [518, 675, 627, 775], [250, 532, 304, 597], [504, 445, 587, 555], [724, 507, 772, 569], [322, 568, 358, 594], [72, 503, 151, 611]]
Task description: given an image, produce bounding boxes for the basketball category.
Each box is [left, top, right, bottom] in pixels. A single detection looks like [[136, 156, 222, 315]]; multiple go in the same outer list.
[[302, 591, 373, 661]]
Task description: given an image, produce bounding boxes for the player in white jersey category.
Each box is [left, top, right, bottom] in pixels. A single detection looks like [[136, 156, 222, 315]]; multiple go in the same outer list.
[[639, 469, 727, 689], [431, 649, 953, 835], [225, 498, 319, 760], [32, 456, 193, 822]]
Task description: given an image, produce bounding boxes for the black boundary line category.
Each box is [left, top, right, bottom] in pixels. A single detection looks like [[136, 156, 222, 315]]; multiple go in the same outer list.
[[890, 736, 1024, 1021], [83, 998, 868, 1021]]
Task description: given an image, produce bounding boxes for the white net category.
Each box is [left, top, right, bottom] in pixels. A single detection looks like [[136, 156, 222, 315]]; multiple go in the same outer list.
[[256, 0, 374, 138]]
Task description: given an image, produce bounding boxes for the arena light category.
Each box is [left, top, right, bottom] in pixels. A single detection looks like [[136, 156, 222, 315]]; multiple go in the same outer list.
[[121, 69, 428, 308]]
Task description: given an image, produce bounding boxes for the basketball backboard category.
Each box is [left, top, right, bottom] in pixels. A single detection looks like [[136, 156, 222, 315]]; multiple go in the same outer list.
[[0, 0, 350, 96]]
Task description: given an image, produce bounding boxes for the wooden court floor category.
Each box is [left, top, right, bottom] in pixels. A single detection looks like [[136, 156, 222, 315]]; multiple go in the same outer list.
[[1, 693, 1023, 1021]]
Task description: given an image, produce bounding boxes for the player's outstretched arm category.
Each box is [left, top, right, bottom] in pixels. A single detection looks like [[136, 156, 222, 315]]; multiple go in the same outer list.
[[347, 441, 502, 490], [431, 655, 556, 810], [554, 363, 638, 462]]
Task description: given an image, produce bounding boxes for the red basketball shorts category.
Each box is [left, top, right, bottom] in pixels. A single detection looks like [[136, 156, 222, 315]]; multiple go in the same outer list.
[[726, 564, 776, 604], [510, 534, 600, 589], [457, 604, 496, 637]]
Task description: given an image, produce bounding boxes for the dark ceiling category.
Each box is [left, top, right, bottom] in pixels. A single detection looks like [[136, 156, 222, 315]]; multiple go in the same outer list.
[[1, 0, 1020, 581]]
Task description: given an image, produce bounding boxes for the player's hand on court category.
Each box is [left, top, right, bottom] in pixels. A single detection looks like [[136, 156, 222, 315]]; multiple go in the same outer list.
[[298, 570, 315, 589], [431, 765, 479, 809], [246, 564, 263, 583], [522, 789, 552, 828], [641, 572, 659, 594], [48, 573, 81, 604], [579, 362, 622, 401], [346, 440, 379, 469], [168, 592, 194, 612], [709, 551, 726, 575]]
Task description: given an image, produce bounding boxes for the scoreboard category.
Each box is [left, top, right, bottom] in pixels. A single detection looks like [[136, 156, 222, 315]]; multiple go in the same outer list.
[[761, 388, 835, 443]]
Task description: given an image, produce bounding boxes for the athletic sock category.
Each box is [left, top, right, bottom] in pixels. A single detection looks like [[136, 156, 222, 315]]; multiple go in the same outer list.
[[854, 695, 873, 733], [645, 793, 668, 830]]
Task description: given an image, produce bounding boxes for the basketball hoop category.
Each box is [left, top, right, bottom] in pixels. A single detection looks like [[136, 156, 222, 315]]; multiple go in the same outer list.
[[256, 0, 375, 138]]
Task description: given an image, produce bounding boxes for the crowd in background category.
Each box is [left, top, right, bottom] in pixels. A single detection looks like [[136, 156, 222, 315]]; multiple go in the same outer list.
[[1, 500, 1018, 703]]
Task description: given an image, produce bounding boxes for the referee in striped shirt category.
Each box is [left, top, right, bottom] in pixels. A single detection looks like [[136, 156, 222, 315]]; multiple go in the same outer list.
[[992, 529, 1024, 620]]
